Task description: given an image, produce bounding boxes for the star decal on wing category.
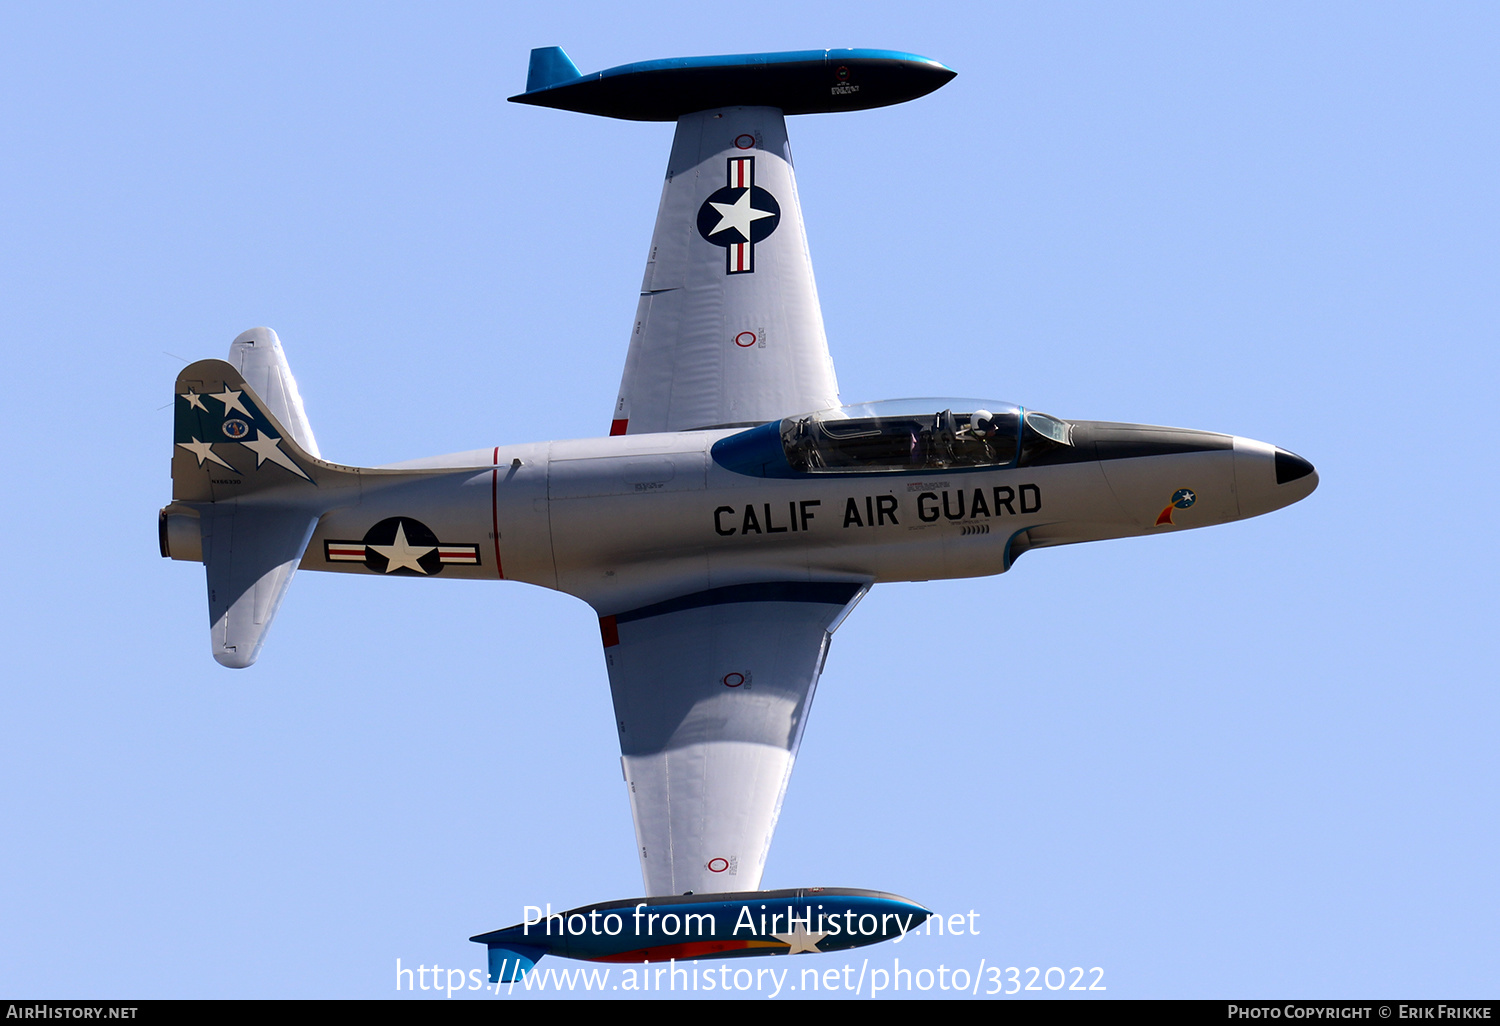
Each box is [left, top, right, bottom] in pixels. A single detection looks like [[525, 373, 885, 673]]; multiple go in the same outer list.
[[771, 922, 830, 955], [209, 387, 252, 418], [176, 437, 238, 471], [241, 431, 312, 480], [179, 389, 208, 412], [695, 157, 781, 275], [366, 521, 436, 574], [706, 189, 777, 243]]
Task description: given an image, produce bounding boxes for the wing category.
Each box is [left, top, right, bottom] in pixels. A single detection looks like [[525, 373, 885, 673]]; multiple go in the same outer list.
[[599, 582, 866, 895], [610, 107, 840, 436]]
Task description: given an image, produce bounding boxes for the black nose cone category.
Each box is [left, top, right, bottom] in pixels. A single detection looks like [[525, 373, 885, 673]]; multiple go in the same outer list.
[[1274, 448, 1315, 484]]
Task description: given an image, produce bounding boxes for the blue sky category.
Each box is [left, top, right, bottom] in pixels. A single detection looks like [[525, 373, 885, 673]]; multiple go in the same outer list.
[[2, 1, 1496, 1000]]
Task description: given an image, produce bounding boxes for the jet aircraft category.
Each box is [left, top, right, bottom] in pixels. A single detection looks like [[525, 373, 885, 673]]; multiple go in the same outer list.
[[160, 46, 1317, 980]]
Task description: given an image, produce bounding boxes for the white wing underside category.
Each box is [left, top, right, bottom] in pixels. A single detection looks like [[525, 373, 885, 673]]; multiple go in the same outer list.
[[611, 107, 840, 435], [601, 584, 866, 895]]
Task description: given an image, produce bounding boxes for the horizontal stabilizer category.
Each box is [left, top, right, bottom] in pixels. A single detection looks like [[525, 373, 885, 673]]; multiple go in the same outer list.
[[526, 46, 581, 93], [203, 505, 319, 668]]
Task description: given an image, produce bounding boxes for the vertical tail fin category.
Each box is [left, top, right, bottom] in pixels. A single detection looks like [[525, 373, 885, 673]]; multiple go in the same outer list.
[[228, 327, 321, 458]]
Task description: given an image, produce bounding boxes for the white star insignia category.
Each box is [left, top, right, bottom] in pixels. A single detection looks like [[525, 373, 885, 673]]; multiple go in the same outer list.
[[176, 437, 237, 471], [180, 389, 207, 411], [367, 522, 435, 574], [771, 922, 829, 955], [707, 189, 776, 242], [209, 387, 252, 417], [241, 431, 311, 480]]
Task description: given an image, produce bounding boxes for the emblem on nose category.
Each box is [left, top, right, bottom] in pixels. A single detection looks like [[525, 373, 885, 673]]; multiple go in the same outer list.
[[1155, 487, 1197, 527]]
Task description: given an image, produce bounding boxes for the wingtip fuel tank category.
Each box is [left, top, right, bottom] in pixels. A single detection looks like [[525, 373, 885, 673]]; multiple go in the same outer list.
[[471, 888, 931, 982], [508, 47, 956, 121]]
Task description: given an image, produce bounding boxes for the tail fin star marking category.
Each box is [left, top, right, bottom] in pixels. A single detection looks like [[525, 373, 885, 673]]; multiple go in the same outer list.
[[175, 372, 313, 485], [176, 437, 238, 472], [241, 431, 312, 480], [208, 387, 252, 417]]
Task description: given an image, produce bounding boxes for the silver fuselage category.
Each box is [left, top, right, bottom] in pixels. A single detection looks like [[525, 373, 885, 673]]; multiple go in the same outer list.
[[300, 420, 1316, 616]]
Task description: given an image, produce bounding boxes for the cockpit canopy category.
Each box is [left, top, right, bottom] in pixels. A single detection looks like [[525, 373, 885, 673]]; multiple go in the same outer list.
[[712, 399, 1074, 478]]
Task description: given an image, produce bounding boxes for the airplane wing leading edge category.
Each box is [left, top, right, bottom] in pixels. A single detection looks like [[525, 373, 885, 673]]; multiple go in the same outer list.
[[612, 107, 840, 435]]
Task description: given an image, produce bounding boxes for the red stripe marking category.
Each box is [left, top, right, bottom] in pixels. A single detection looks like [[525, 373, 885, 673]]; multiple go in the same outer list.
[[599, 615, 619, 648], [1155, 505, 1175, 527], [592, 939, 767, 964], [491, 446, 505, 579], [609, 418, 628, 436]]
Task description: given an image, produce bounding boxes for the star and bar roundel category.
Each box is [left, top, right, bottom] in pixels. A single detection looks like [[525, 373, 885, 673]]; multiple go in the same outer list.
[[324, 517, 480, 576], [696, 156, 781, 275]]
